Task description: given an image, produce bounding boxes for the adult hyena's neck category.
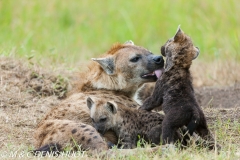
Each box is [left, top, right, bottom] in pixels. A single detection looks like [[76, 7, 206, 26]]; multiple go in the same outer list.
[[79, 66, 138, 98]]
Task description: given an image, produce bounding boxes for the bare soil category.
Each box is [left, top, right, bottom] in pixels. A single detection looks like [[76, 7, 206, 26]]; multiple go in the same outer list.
[[0, 57, 239, 151]]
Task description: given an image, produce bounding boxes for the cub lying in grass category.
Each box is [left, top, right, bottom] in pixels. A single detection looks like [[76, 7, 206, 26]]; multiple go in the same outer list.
[[87, 96, 184, 149]]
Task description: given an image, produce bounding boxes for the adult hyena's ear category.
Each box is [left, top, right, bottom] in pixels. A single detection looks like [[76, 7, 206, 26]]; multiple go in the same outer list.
[[87, 97, 94, 110], [91, 57, 115, 75], [105, 101, 118, 114], [124, 40, 134, 45], [192, 46, 200, 60], [174, 25, 184, 42]]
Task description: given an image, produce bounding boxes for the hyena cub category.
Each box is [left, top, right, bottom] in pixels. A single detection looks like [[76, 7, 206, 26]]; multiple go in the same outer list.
[[140, 27, 219, 149], [87, 97, 182, 149]]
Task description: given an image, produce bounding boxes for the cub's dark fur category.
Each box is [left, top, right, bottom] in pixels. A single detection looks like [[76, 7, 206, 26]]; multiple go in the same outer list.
[[140, 27, 218, 149]]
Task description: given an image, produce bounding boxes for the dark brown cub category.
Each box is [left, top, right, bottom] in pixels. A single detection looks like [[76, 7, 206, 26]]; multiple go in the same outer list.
[[140, 27, 220, 150]]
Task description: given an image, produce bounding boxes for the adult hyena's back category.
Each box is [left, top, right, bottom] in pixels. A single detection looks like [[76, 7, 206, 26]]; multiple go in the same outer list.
[[41, 92, 92, 124]]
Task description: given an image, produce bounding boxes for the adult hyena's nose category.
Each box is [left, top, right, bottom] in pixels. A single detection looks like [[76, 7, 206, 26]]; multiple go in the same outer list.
[[152, 55, 163, 64]]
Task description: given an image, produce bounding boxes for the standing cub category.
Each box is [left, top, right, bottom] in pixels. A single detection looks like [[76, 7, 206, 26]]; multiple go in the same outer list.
[[140, 27, 218, 149]]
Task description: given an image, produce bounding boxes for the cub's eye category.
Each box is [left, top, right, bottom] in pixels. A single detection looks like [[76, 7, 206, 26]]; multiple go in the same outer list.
[[99, 117, 107, 123], [130, 56, 141, 62]]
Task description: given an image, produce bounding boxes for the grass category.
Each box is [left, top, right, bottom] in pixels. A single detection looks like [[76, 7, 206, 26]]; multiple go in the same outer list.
[[0, 0, 240, 67], [0, 116, 239, 160]]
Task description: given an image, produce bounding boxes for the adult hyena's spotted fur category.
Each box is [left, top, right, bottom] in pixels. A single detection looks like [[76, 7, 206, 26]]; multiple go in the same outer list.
[[34, 120, 108, 154], [140, 27, 219, 149], [33, 41, 165, 152], [87, 97, 183, 149]]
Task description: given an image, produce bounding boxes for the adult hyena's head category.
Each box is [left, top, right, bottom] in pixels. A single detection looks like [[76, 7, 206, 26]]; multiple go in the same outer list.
[[87, 97, 119, 135], [161, 26, 200, 71], [90, 41, 164, 96]]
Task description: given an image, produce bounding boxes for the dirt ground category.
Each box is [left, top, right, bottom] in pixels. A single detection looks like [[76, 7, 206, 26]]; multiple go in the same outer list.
[[0, 57, 239, 152]]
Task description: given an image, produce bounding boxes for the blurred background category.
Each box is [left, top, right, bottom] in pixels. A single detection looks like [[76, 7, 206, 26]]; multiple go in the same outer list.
[[0, 1, 239, 71]]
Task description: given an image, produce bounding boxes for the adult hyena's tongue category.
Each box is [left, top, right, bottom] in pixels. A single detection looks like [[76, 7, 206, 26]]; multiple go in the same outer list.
[[154, 69, 163, 79]]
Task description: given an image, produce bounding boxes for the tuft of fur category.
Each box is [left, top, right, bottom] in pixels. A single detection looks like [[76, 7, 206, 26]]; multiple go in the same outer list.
[[140, 27, 219, 150]]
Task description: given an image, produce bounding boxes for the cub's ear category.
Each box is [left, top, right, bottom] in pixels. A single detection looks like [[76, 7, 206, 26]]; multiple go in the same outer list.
[[87, 97, 94, 110], [91, 57, 115, 75], [124, 40, 134, 45], [192, 46, 200, 60], [160, 46, 166, 57], [174, 25, 184, 42], [105, 101, 117, 114]]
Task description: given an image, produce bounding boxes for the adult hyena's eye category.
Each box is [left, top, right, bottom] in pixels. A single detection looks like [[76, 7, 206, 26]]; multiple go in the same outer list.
[[91, 118, 95, 123], [130, 56, 141, 62]]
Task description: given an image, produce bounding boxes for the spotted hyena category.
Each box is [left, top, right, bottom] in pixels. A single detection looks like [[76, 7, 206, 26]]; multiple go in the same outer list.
[[33, 120, 108, 155], [87, 96, 184, 149], [33, 41, 165, 153], [140, 27, 219, 149]]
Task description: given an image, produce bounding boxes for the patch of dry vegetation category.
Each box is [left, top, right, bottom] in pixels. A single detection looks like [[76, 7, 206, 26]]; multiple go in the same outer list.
[[0, 57, 240, 159], [192, 60, 240, 87], [0, 57, 69, 151]]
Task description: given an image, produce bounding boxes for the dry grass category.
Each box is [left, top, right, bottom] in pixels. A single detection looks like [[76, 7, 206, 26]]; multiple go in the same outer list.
[[0, 57, 68, 151], [192, 59, 240, 87], [0, 57, 240, 159]]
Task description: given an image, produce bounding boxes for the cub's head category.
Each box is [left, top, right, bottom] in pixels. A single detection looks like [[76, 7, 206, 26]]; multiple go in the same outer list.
[[87, 97, 119, 135], [91, 41, 164, 95], [161, 26, 199, 71]]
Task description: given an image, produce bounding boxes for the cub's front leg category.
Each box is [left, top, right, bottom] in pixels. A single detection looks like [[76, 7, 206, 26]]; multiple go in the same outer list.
[[161, 113, 177, 144], [139, 81, 164, 111]]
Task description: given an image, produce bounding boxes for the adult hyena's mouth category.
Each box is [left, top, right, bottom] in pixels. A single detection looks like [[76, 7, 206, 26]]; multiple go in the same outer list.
[[141, 69, 164, 79]]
